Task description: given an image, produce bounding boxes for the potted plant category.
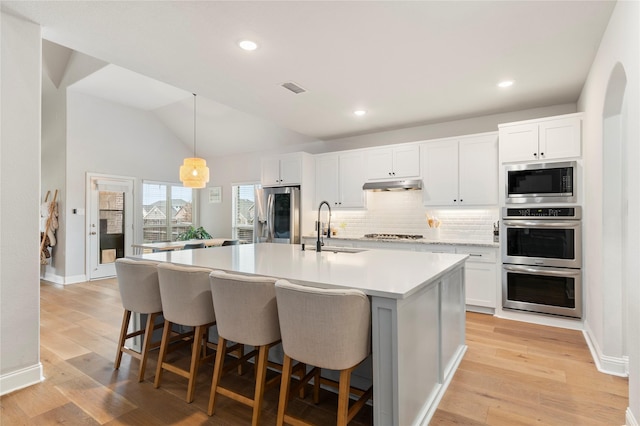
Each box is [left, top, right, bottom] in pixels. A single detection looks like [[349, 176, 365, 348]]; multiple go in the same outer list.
[[176, 226, 212, 241]]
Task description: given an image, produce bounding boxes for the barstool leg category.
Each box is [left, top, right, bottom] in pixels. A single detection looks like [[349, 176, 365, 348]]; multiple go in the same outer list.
[[114, 309, 131, 369], [207, 336, 228, 416], [138, 312, 159, 382], [276, 355, 293, 426], [154, 319, 172, 389], [186, 325, 205, 403], [337, 368, 353, 426], [252, 345, 269, 426]]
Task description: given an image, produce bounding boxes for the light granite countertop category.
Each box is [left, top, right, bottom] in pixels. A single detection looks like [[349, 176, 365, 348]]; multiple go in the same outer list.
[[302, 235, 499, 248], [135, 242, 468, 300]]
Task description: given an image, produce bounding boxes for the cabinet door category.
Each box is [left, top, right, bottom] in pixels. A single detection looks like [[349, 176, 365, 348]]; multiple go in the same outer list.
[[261, 157, 281, 186], [392, 145, 420, 178], [315, 155, 339, 207], [365, 148, 394, 179], [499, 123, 539, 163], [459, 135, 498, 205], [338, 152, 366, 208], [539, 117, 581, 160], [464, 262, 497, 308], [279, 156, 302, 185], [422, 141, 458, 206]]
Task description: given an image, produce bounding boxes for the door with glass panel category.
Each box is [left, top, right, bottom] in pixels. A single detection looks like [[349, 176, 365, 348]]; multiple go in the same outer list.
[[88, 176, 134, 280]]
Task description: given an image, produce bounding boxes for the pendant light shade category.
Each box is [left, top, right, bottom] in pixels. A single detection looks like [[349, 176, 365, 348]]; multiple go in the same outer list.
[[180, 93, 210, 188]]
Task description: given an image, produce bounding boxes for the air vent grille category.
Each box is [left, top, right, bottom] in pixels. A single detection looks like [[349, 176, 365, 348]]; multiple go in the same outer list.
[[281, 82, 306, 94]]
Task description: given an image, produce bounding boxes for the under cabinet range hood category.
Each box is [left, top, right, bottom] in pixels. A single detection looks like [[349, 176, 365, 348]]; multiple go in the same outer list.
[[362, 179, 423, 192]]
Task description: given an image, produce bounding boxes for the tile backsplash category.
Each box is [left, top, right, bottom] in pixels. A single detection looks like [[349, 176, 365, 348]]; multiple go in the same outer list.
[[325, 191, 498, 243]]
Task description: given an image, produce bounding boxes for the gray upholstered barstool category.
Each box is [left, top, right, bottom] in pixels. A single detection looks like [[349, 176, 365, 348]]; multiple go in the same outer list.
[[114, 258, 163, 382], [154, 263, 216, 403], [207, 270, 281, 425], [275, 280, 373, 426]]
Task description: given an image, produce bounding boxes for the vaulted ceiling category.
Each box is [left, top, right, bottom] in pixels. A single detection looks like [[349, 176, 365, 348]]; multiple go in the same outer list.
[[2, 1, 616, 157]]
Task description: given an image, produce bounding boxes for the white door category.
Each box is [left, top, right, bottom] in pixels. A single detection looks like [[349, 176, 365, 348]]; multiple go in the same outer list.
[[87, 174, 134, 280]]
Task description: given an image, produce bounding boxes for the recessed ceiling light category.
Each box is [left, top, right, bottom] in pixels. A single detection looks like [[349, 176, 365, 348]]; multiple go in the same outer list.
[[498, 80, 514, 88], [238, 40, 258, 51], [354, 110, 367, 116]]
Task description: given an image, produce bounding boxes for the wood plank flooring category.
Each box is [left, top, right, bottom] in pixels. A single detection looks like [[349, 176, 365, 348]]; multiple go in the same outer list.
[[0, 279, 629, 425]]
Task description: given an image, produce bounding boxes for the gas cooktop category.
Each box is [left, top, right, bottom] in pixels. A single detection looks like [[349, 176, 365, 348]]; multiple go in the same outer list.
[[363, 233, 423, 240]]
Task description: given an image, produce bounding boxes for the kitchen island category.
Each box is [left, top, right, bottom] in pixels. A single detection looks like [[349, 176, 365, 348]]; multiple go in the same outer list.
[[135, 243, 468, 425]]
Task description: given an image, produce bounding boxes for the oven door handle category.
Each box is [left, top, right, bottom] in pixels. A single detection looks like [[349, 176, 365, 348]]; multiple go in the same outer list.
[[503, 264, 580, 276], [502, 220, 581, 228]]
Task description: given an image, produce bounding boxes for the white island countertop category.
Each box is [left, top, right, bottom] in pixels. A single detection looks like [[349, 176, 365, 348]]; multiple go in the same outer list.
[[134, 242, 468, 300]]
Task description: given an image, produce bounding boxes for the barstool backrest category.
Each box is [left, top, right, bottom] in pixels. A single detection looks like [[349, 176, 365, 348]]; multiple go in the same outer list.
[[157, 263, 215, 327], [115, 258, 162, 314], [209, 271, 280, 346], [275, 280, 371, 371]]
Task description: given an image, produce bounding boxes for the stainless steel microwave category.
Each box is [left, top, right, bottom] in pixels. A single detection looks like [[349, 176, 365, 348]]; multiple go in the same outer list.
[[505, 161, 576, 204]]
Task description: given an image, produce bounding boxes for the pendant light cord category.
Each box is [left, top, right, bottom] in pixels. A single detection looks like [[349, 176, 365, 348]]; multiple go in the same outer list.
[[193, 93, 197, 157]]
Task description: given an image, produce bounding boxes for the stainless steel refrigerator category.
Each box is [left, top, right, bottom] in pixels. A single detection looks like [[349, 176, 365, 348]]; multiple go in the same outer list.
[[254, 186, 300, 244]]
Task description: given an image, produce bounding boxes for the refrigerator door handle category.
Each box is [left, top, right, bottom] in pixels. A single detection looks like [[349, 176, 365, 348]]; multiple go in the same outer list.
[[267, 193, 275, 241]]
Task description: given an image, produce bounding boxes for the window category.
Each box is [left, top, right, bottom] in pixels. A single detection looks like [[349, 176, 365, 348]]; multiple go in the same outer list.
[[142, 182, 194, 242], [232, 183, 258, 242]]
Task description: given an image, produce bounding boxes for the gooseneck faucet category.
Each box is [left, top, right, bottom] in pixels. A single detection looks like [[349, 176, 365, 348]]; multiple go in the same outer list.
[[316, 201, 332, 252]]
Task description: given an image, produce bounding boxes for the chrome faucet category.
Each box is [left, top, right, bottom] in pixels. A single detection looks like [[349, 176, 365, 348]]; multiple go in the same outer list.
[[316, 201, 332, 252]]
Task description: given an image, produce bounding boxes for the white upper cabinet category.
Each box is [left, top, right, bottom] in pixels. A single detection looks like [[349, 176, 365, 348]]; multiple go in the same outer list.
[[261, 153, 302, 186], [422, 141, 458, 206], [499, 114, 581, 163], [366, 145, 420, 180], [422, 133, 498, 206], [315, 151, 366, 208], [458, 135, 499, 205]]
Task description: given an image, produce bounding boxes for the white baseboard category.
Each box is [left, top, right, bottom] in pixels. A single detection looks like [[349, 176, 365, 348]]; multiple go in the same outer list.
[[628, 407, 639, 426], [583, 321, 629, 377], [40, 271, 64, 284], [39, 273, 87, 286], [64, 274, 88, 285], [0, 363, 44, 396]]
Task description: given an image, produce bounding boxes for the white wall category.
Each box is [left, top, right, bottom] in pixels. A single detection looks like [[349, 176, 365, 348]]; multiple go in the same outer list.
[[577, 0, 639, 422], [322, 104, 576, 151], [0, 12, 43, 394], [64, 91, 192, 280], [41, 50, 107, 282]]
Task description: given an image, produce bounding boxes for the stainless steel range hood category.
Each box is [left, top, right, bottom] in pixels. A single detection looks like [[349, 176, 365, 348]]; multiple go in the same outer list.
[[362, 179, 423, 191]]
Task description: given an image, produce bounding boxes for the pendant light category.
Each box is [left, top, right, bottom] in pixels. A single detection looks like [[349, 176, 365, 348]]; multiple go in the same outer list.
[[180, 93, 210, 188]]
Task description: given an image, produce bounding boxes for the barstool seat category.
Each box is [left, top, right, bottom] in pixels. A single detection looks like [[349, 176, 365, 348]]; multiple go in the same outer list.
[[274, 280, 373, 426], [114, 258, 163, 382], [207, 270, 281, 425], [154, 263, 216, 403]]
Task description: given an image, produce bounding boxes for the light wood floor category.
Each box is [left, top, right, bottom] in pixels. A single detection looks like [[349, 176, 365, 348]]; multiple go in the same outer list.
[[0, 279, 629, 425]]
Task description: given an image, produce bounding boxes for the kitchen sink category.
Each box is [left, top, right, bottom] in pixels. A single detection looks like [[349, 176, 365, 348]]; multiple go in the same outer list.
[[306, 246, 367, 254]]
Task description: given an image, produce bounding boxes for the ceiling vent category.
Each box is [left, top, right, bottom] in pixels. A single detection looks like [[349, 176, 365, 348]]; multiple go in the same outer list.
[[281, 81, 306, 94]]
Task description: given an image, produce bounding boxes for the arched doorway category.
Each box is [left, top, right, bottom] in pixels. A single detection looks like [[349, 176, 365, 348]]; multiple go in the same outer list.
[[602, 62, 628, 363]]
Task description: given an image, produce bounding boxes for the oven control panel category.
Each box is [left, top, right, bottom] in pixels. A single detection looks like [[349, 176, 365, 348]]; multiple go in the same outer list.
[[503, 206, 581, 219]]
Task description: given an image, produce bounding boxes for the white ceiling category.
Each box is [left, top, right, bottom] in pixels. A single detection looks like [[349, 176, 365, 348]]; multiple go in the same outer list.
[[2, 1, 616, 157]]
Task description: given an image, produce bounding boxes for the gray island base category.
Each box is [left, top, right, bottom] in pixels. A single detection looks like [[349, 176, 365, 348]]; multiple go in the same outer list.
[[136, 243, 468, 425]]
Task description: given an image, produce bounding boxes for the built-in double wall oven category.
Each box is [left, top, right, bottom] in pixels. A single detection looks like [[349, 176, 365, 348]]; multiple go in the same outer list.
[[502, 206, 582, 318]]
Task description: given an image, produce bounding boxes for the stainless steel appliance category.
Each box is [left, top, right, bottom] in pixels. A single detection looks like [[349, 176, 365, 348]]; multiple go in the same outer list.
[[254, 186, 300, 244], [505, 161, 576, 204], [501, 206, 582, 318]]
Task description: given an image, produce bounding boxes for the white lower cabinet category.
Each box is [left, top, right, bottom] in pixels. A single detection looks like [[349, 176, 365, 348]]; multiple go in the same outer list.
[[457, 247, 498, 310]]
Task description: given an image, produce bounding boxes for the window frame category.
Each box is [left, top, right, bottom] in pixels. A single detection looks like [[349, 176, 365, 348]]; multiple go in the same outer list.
[[231, 182, 259, 243], [141, 180, 198, 242]]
